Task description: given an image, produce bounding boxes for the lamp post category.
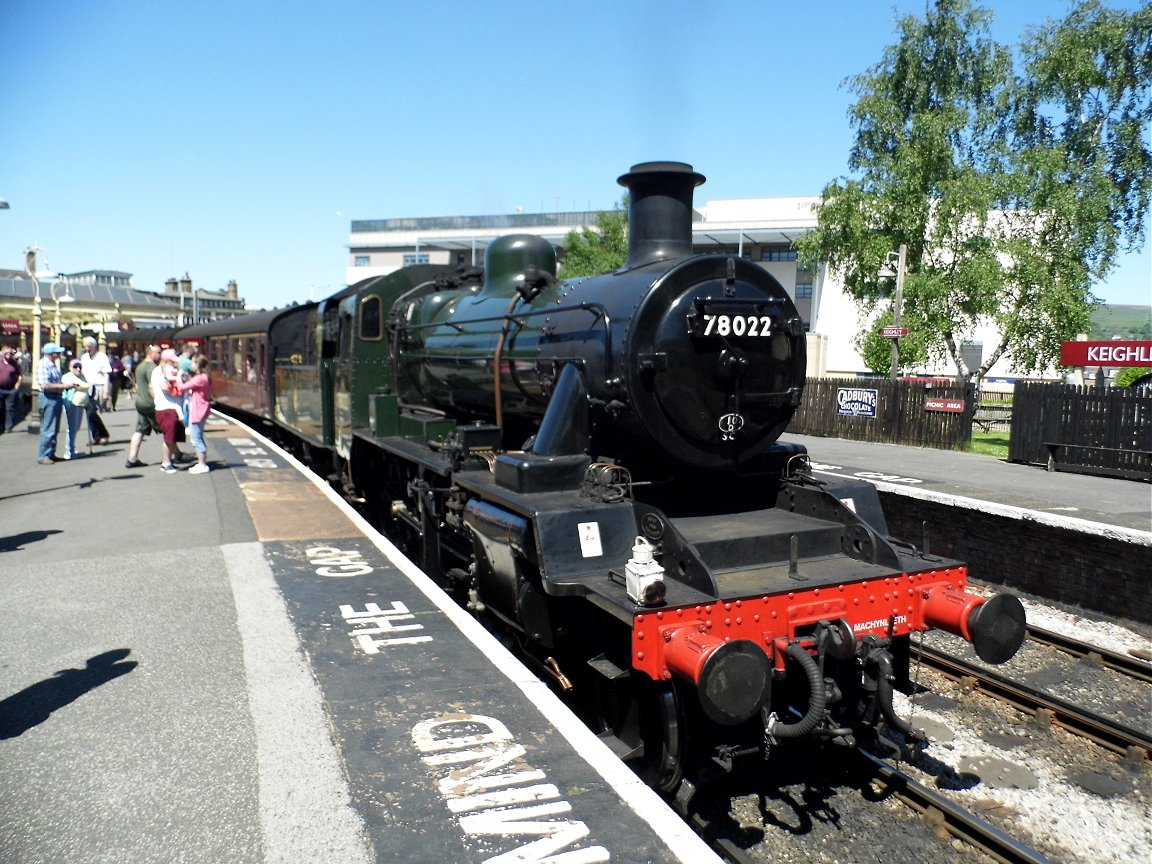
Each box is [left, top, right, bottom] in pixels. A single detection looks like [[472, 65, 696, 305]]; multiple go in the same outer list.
[[179, 274, 193, 327], [25, 247, 43, 384], [878, 244, 907, 381], [24, 246, 44, 429], [50, 275, 75, 347]]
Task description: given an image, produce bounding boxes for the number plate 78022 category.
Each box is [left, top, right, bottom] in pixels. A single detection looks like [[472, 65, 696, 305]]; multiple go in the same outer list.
[[687, 305, 775, 338]]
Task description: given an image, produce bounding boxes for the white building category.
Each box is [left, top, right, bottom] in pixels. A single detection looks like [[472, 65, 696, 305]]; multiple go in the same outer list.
[[347, 197, 1009, 379]]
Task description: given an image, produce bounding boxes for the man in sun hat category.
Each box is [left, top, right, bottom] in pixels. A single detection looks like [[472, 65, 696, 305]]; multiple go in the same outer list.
[[35, 343, 77, 464]]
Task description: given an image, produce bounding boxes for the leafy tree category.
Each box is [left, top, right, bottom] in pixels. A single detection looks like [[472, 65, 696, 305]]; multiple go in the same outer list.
[[797, 0, 1152, 383], [1114, 366, 1152, 387], [559, 197, 628, 277]]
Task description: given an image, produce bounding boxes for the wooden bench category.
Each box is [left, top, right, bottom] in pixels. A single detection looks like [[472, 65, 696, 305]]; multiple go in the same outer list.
[[1044, 442, 1152, 482], [972, 403, 1012, 432]]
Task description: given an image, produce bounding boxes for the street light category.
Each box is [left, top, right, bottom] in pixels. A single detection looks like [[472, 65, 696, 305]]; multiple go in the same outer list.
[[878, 244, 907, 381], [50, 275, 75, 347], [24, 246, 45, 429]]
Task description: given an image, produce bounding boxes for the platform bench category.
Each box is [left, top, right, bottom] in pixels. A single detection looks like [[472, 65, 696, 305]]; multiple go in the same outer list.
[[972, 404, 1012, 432]]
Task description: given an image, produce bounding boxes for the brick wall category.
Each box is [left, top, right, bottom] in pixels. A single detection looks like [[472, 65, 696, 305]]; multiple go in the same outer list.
[[879, 491, 1152, 626]]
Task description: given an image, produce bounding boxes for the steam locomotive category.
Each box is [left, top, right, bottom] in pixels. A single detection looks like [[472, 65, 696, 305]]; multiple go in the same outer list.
[[181, 162, 1026, 796]]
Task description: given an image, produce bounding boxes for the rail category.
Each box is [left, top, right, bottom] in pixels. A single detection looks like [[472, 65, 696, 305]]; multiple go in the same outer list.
[[914, 644, 1152, 759], [1027, 624, 1152, 684], [859, 751, 1055, 864]]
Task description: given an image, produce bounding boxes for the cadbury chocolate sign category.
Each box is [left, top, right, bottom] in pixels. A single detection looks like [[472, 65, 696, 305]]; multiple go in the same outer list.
[[1060, 341, 1152, 367]]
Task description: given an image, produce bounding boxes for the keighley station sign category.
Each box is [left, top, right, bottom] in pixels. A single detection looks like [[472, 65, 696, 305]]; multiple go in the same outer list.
[[1060, 340, 1152, 367]]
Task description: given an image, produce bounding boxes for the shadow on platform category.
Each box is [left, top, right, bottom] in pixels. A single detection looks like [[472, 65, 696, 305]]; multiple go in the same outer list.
[[0, 648, 138, 739]]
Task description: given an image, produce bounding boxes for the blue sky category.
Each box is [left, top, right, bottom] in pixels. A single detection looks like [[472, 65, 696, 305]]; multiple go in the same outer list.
[[2, 0, 1148, 311]]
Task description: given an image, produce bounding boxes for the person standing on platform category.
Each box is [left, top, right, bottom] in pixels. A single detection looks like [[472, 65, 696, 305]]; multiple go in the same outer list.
[[150, 348, 186, 473], [177, 343, 196, 429], [34, 343, 76, 464], [79, 336, 112, 442], [0, 347, 22, 433], [124, 344, 160, 468], [122, 351, 137, 397], [176, 354, 213, 474], [60, 359, 92, 459], [108, 354, 124, 410], [178, 343, 196, 377]]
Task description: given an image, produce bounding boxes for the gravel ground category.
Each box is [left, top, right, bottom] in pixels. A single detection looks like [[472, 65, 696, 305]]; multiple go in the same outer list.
[[699, 749, 1001, 864], [892, 589, 1152, 864], [890, 667, 1150, 864]]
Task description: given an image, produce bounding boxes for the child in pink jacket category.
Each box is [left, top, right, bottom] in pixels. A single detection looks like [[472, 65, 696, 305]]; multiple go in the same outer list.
[[176, 355, 214, 474]]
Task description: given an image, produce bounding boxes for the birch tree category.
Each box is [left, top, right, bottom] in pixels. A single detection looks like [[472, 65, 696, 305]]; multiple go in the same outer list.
[[797, 0, 1151, 382]]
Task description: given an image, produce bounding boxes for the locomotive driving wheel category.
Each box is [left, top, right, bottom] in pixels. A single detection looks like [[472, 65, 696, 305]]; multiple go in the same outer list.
[[594, 673, 687, 795], [643, 681, 687, 794]]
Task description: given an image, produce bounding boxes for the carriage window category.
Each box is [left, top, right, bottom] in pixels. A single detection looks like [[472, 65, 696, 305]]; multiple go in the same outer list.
[[360, 296, 383, 340], [245, 337, 258, 382]]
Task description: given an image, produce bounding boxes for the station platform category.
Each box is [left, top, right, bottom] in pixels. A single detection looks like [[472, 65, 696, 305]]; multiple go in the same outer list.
[[0, 407, 719, 864], [781, 432, 1151, 536]]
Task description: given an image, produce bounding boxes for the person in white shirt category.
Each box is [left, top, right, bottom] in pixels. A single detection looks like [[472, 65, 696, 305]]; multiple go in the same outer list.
[[79, 336, 113, 441], [150, 348, 187, 473]]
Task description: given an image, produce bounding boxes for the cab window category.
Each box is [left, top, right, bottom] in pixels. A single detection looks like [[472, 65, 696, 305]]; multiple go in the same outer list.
[[360, 295, 383, 341]]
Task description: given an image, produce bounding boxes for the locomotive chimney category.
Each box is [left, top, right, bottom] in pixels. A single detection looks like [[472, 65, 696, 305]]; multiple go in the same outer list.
[[617, 161, 705, 269]]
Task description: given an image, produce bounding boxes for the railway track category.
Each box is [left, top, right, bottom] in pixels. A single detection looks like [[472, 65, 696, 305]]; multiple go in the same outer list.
[[858, 751, 1056, 864], [1026, 624, 1152, 684], [914, 642, 1152, 760], [685, 748, 1062, 864], [687, 809, 759, 864]]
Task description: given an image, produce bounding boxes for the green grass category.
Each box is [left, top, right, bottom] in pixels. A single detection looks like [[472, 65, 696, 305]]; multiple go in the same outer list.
[[967, 431, 1010, 459]]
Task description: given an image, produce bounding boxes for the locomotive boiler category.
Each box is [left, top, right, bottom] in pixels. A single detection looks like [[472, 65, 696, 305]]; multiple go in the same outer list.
[[389, 161, 805, 475], [188, 161, 1027, 798]]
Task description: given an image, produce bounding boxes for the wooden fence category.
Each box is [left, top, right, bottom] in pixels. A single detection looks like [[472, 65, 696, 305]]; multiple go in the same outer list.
[[789, 378, 975, 449], [1009, 382, 1152, 480]]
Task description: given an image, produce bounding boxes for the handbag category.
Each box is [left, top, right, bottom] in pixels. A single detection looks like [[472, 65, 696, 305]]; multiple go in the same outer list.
[[71, 389, 89, 408]]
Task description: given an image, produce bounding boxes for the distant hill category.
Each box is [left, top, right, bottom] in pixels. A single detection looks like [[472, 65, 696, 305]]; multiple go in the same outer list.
[[1090, 304, 1151, 340]]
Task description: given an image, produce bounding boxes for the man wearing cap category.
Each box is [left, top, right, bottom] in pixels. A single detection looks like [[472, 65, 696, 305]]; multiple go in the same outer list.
[[0, 346, 22, 433], [35, 343, 77, 464]]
